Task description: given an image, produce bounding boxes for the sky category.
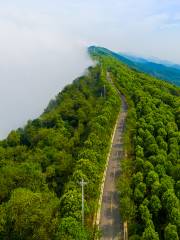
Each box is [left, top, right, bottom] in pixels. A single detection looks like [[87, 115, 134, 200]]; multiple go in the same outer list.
[[0, 0, 180, 138]]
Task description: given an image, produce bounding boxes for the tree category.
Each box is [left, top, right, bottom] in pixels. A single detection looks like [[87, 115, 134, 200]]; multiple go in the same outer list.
[[169, 208, 180, 229], [0, 204, 6, 236], [135, 136, 143, 147], [155, 164, 166, 178], [149, 195, 162, 216], [142, 226, 159, 240], [151, 181, 161, 196], [5, 188, 60, 240], [160, 175, 174, 193], [146, 171, 159, 187], [157, 128, 167, 139], [164, 224, 179, 240], [120, 196, 136, 222], [7, 130, 20, 147], [129, 235, 141, 240], [132, 172, 144, 186], [175, 180, 180, 199], [135, 157, 144, 171], [55, 217, 89, 240], [60, 189, 89, 221], [143, 161, 154, 175], [74, 159, 100, 198], [0, 162, 46, 202], [139, 203, 152, 225], [145, 143, 158, 156], [134, 183, 146, 203], [162, 190, 179, 213], [135, 145, 144, 158], [155, 153, 166, 166]]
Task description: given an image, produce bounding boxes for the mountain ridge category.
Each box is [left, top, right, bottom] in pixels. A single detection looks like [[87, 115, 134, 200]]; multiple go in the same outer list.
[[88, 46, 180, 86]]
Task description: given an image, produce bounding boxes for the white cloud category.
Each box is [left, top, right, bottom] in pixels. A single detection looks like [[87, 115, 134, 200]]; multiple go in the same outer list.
[[0, 0, 180, 138], [0, 4, 92, 139]]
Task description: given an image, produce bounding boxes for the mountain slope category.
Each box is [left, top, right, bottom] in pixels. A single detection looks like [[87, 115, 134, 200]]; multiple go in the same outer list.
[[89, 46, 180, 240], [0, 65, 121, 239], [89, 46, 180, 86], [0, 45, 179, 239]]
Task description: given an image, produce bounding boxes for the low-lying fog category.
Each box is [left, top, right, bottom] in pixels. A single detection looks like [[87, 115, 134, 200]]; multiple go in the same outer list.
[[0, 45, 92, 139], [1, 0, 180, 139], [0, 3, 93, 139]]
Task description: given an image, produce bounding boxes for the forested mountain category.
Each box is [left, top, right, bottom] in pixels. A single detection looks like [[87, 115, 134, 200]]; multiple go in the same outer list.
[[0, 66, 120, 239], [89, 46, 180, 240], [89, 46, 180, 86], [0, 46, 179, 240]]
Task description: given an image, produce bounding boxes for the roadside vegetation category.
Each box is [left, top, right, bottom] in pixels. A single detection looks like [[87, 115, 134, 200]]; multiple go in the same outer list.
[[0, 65, 120, 239], [0, 46, 179, 240], [89, 46, 180, 240]]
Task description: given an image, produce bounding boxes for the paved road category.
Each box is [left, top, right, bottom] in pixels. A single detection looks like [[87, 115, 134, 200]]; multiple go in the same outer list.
[[99, 80, 127, 240]]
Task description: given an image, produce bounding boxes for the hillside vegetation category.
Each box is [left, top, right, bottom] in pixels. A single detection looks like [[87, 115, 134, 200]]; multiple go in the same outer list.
[[89, 46, 180, 240], [0, 65, 120, 239], [89, 46, 180, 86], [0, 45, 179, 240]]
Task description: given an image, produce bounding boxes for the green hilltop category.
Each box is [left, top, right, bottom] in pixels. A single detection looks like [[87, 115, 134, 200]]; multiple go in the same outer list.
[[88, 46, 180, 86]]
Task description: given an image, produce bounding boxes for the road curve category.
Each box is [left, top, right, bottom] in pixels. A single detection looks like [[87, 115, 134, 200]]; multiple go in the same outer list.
[[99, 77, 127, 240]]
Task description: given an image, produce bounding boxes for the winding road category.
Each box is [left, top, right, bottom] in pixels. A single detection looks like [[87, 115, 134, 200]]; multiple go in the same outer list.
[[99, 76, 128, 240]]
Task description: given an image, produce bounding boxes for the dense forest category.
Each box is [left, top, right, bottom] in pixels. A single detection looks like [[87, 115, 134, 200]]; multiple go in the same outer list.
[[0, 65, 120, 239], [0, 45, 179, 239], [89, 46, 180, 86], [89, 46, 180, 240]]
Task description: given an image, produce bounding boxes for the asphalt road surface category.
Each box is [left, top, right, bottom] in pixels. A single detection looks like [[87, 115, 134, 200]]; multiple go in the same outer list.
[[99, 84, 127, 240]]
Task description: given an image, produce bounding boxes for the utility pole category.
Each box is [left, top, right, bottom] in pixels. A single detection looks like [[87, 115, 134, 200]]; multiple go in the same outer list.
[[124, 221, 128, 240], [103, 85, 106, 98], [79, 179, 87, 226]]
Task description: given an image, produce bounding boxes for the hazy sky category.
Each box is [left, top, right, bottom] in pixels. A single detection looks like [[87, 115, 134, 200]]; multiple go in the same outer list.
[[0, 0, 180, 138]]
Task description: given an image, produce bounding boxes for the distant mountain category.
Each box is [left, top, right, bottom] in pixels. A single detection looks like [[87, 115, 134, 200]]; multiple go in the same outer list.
[[88, 46, 180, 86], [120, 53, 180, 70]]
